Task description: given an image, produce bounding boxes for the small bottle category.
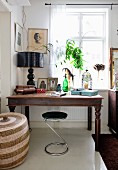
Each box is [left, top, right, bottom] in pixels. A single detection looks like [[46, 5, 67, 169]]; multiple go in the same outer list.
[[56, 84, 61, 92], [62, 74, 68, 92]]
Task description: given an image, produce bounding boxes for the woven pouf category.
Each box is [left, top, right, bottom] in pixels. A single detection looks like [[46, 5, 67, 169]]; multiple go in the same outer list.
[[0, 112, 30, 169]]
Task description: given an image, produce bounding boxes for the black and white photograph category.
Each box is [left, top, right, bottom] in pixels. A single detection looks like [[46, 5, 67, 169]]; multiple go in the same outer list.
[[15, 23, 23, 52]]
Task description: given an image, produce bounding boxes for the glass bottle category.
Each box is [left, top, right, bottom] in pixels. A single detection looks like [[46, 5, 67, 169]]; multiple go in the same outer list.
[[62, 74, 68, 92], [82, 69, 92, 89]]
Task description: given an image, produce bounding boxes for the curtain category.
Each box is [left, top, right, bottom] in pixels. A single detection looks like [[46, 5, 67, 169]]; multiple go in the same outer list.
[[49, 5, 68, 83]]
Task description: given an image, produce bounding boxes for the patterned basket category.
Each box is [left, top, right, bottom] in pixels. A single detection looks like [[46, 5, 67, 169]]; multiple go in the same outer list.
[[0, 112, 30, 169]]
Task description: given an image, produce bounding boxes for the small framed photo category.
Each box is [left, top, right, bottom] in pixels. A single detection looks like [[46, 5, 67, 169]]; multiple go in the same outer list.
[[38, 78, 48, 90], [47, 77, 58, 91], [28, 28, 48, 53], [15, 23, 23, 52]]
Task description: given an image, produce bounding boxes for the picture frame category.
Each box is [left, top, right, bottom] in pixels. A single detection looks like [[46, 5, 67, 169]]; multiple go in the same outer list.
[[110, 48, 118, 88], [28, 28, 48, 53], [47, 77, 58, 91], [15, 23, 23, 52], [37, 78, 48, 90]]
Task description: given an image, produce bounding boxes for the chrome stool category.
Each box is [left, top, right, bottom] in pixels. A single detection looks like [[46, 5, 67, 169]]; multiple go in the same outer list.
[[42, 111, 69, 156]]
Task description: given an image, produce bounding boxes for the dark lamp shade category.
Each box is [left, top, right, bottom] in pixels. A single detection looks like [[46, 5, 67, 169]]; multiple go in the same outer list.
[[17, 52, 44, 68]]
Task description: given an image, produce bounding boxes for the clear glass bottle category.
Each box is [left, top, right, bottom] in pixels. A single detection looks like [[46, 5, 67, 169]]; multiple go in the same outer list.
[[82, 69, 92, 89]]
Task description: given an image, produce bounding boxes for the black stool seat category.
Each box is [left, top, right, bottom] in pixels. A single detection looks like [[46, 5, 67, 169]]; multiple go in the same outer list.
[[42, 111, 67, 120]]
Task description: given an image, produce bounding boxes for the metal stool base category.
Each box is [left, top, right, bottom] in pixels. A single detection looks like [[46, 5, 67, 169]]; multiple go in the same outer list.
[[45, 142, 69, 156]]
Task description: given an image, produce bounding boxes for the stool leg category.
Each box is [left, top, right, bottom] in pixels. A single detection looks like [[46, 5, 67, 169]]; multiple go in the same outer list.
[[44, 119, 69, 156], [45, 119, 66, 144]]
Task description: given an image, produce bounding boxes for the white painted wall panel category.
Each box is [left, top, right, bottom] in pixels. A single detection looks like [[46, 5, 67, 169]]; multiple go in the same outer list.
[[0, 12, 11, 112]]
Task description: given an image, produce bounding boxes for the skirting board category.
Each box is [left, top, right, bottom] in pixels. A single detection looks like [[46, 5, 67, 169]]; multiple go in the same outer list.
[[30, 120, 90, 129], [30, 120, 109, 132]]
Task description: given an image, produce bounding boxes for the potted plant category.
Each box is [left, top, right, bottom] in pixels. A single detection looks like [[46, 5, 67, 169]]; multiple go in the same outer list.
[[66, 39, 84, 70], [55, 39, 84, 70]]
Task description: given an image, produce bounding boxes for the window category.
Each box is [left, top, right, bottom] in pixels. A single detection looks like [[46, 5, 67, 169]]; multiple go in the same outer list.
[[50, 6, 109, 89]]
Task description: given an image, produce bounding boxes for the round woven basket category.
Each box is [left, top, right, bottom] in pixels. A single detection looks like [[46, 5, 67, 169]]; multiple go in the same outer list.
[[0, 112, 30, 169]]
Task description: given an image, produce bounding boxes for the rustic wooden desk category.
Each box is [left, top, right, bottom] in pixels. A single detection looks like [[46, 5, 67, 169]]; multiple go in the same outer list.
[[7, 93, 103, 151]]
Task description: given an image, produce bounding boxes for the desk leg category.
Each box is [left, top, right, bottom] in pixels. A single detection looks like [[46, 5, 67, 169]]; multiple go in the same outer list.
[[25, 106, 30, 129], [95, 106, 101, 151], [88, 106, 92, 130], [9, 106, 16, 112]]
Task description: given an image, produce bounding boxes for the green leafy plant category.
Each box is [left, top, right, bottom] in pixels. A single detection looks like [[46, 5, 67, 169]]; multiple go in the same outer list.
[[66, 39, 84, 70], [55, 39, 84, 70]]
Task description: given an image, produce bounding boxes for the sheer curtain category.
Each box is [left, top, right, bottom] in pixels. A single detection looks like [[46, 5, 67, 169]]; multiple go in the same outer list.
[[49, 5, 68, 84], [49, 5, 83, 87]]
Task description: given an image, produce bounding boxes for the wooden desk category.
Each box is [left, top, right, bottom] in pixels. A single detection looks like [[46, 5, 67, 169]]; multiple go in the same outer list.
[[7, 93, 103, 151]]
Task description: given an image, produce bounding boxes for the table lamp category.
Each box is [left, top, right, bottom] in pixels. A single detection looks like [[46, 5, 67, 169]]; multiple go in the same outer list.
[[17, 52, 44, 85]]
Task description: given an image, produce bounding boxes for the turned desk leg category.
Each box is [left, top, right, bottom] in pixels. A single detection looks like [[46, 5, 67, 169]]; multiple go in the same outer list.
[[88, 106, 92, 130], [9, 106, 16, 112], [95, 106, 101, 151], [25, 106, 31, 129]]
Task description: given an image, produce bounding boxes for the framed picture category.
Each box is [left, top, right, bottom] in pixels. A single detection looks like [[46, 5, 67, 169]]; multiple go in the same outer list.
[[38, 78, 48, 90], [110, 48, 118, 88], [47, 77, 58, 91], [28, 28, 48, 53], [15, 23, 23, 52]]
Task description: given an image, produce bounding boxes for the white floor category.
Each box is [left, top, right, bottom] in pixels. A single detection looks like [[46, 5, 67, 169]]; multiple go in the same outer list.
[[12, 127, 109, 170]]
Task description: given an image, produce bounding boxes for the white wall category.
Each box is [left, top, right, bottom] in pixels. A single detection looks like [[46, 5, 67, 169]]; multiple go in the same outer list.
[[0, 12, 11, 112], [10, 6, 24, 92], [0, 4, 23, 112], [110, 7, 118, 47]]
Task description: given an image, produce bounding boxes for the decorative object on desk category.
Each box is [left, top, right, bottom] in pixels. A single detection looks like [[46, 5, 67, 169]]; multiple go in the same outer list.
[[15, 23, 23, 52], [93, 64, 105, 88], [38, 78, 48, 90], [62, 74, 68, 92], [56, 84, 61, 92], [14, 85, 36, 94], [17, 52, 44, 85], [37, 88, 46, 93], [62, 68, 74, 90], [47, 77, 58, 91], [71, 89, 98, 96], [80, 89, 98, 96], [82, 69, 92, 89], [71, 88, 84, 95], [93, 64, 105, 78], [28, 28, 48, 53], [0, 112, 30, 169]]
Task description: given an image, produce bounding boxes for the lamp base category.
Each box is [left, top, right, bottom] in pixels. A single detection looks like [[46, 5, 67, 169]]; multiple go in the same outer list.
[[27, 68, 35, 86]]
